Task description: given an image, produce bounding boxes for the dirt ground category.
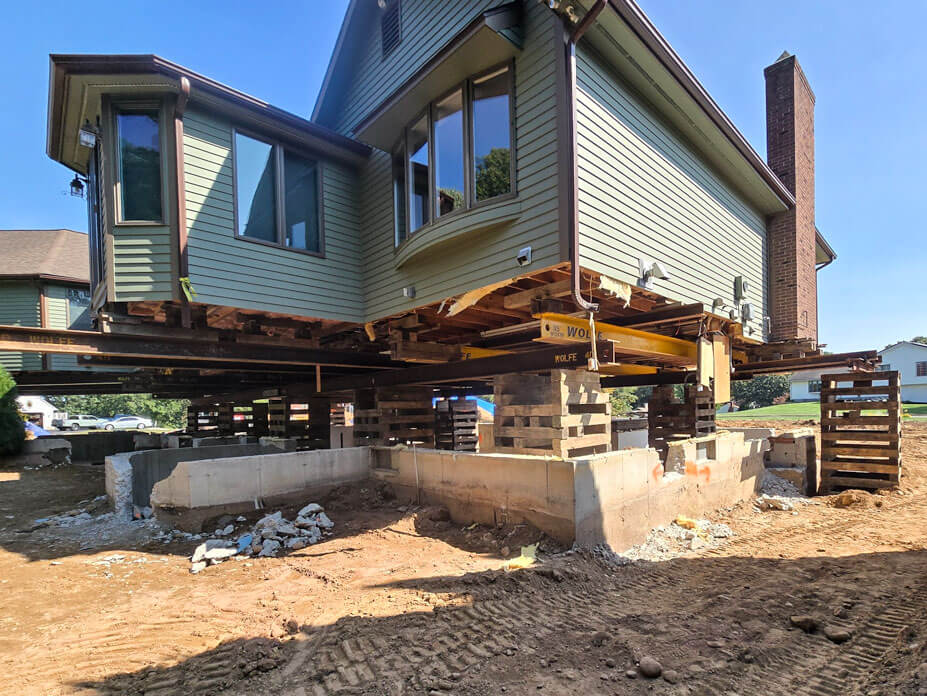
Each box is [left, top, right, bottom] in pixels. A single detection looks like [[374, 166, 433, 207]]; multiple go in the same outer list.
[[2, 423, 927, 696]]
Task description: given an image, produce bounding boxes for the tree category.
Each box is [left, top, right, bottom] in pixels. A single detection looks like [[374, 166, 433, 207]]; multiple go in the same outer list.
[[475, 147, 511, 200], [0, 366, 25, 456], [912, 336, 927, 344], [730, 375, 790, 410], [46, 394, 189, 429]]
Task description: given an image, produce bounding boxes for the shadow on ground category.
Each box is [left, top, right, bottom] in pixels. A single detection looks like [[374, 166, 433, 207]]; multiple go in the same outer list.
[[74, 548, 927, 696]]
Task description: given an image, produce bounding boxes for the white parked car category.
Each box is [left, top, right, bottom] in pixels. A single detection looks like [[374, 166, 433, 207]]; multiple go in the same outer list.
[[53, 414, 105, 431], [103, 416, 154, 430]]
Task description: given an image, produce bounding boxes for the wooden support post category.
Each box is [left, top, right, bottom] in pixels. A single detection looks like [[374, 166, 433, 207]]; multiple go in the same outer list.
[[353, 387, 433, 446], [308, 397, 331, 449], [648, 384, 715, 458], [435, 398, 479, 452], [493, 369, 611, 458], [820, 370, 901, 493], [268, 398, 288, 438], [217, 403, 235, 435], [251, 402, 269, 437]]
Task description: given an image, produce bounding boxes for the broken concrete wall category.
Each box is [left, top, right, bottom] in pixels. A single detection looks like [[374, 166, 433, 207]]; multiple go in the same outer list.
[[574, 431, 768, 550], [372, 447, 576, 543]]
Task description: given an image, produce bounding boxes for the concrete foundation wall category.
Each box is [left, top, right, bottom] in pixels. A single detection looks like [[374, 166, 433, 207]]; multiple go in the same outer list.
[[372, 448, 576, 543], [575, 431, 766, 550], [150, 447, 372, 509], [42, 431, 136, 464]]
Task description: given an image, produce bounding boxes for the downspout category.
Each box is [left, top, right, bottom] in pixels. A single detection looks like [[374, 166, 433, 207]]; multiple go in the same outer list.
[[173, 76, 192, 327], [566, 0, 607, 313]]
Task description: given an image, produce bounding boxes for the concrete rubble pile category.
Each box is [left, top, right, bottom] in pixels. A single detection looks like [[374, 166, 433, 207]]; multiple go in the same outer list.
[[189, 502, 334, 574], [603, 517, 735, 563], [755, 471, 813, 512]]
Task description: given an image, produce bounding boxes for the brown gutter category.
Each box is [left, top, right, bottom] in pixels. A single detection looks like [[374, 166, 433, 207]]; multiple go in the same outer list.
[[174, 76, 191, 281], [566, 0, 608, 312], [174, 76, 192, 327]]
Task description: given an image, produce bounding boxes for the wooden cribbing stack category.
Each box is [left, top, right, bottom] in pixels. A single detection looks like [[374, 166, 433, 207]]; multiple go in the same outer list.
[[186, 405, 218, 433], [353, 386, 435, 446], [494, 369, 611, 458], [648, 383, 715, 457], [820, 370, 901, 492], [435, 398, 479, 451]]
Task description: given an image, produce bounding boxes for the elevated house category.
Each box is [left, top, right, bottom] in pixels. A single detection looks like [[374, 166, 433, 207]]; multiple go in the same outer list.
[[18, 0, 868, 451]]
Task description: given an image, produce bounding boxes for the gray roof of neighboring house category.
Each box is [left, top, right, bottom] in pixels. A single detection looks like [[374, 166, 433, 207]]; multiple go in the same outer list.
[[0, 229, 89, 284]]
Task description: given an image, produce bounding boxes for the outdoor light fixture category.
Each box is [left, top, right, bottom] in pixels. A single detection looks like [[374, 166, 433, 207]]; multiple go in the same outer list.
[[637, 258, 670, 289], [78, 127, 96, 148], [69, 176, 85, 198]]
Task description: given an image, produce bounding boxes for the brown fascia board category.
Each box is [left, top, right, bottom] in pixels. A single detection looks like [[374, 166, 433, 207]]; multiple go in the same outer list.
[[607, 0, 795, 209], [0, 273, 89, 285], [47, 54, 371, 166]]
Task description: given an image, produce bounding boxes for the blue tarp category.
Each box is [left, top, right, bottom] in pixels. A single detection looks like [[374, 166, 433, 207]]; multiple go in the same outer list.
[[432, 396, 494, 416]]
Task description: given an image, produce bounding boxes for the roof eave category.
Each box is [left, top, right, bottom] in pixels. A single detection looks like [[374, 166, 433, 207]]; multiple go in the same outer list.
[[605, 0, 795, 209], [48, 54, 371, 168]]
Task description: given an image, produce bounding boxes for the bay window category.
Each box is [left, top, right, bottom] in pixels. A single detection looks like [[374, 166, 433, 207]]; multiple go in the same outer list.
[[116, 109, 163, 222], [392, 63, 514, 245], [234, 131, 323, 255]]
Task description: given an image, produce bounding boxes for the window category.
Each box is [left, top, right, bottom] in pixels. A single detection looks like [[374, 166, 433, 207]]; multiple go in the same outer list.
[[408, 114, 430, 230], [472, 68, 512, 202], [392, 63, 514, 244], [116, 110, 162, 222], [234, 131, 323, 255], [808, 380, 822, 393], [381, 0, 401, 58], [433, 89, 464, 217], [917, 361, 927, 377], [878, 363, 892, 372], [66, 288, 92, 331]]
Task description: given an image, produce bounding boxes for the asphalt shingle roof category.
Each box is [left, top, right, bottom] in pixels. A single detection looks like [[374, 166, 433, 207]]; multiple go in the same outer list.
[[0, 229, 89, 282]]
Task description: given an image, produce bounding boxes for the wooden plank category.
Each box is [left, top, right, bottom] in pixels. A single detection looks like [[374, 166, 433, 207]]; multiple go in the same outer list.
[[820, 431, 899, 442], [503, 279, 572, 309], [825, 385, 900, 396], [821, 459, 899, 472], [713, 334, 731, 403], [823, 444, 898, 457], [822, 475, 898, 488], [821, 415, 898, 428]]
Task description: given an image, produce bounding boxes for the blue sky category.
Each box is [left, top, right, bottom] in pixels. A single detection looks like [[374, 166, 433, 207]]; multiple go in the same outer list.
[[3, 1, 923, 353]]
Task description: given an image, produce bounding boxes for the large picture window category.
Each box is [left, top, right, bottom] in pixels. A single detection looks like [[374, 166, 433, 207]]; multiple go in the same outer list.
[[234, 131, 323, 255], [392, 63, 514, 245], [116, 110, 163, 222]]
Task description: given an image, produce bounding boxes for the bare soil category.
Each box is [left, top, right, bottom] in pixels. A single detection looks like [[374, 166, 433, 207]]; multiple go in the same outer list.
[[1, 423, 927, 695]]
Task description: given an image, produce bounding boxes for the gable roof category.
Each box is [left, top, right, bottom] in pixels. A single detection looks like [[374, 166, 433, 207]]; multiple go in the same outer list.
[[0, 229, 89, 284], [312, 0, 794, 211], [881, 341, 927, 354]]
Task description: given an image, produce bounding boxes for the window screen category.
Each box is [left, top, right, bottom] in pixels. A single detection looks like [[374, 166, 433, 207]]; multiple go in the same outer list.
[[381, 1, 401, 57]]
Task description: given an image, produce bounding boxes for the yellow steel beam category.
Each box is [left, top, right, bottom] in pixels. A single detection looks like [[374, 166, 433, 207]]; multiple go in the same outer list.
[[599, 364, 659, 376], [536, 313, 697, 365], [459, 346, 510, 360]]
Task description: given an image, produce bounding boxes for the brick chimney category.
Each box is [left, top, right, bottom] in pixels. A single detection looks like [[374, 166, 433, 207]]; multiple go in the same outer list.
[[764, 52, 817, 343]]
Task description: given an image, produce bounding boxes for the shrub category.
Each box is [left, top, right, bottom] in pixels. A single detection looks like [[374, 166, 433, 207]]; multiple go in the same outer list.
[[0, 366, 25, 457]]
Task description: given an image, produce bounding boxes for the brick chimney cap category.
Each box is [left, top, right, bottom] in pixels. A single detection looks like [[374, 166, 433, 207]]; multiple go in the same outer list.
[[775, 50, 793, 62]]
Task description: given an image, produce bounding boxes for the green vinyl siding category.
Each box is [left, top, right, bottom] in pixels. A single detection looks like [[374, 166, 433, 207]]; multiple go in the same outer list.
[[182, 108, 364, 322], [112, 225, 174, 301], [575, 46, 768, 337], [332, 0, 506, 136], [0, 282, 41, 371], [359, 0, 564, 320], [45, 285, 80, 370]]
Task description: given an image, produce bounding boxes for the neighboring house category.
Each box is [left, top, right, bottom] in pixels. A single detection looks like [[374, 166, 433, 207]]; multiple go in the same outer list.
[[0, 229, 93, 372], [15, 395, 65, 430], [879, 342, 927, 403], [789, 367, 825, 402], [42, 1, 835, 393], [790, 342, 927, 403]]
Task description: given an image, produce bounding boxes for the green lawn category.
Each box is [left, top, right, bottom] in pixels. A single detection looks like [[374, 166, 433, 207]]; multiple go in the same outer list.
[[717, 402, 927, 420]]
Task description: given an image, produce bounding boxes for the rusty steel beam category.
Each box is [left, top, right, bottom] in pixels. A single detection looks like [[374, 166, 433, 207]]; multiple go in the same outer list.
[[0, 324, 402, 369]]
